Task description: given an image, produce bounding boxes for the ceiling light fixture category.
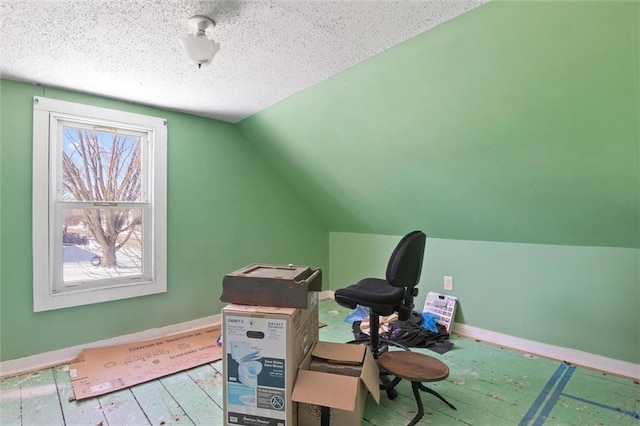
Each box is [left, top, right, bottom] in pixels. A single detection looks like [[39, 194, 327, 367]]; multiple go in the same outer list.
[[179, 15, 220, 69]]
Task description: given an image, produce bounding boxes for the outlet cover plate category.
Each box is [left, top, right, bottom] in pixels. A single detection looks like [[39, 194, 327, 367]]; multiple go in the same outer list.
[[444, 275, 454, 291]]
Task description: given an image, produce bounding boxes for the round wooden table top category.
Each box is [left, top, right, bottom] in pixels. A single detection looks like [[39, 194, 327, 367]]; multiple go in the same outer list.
[[378, 351, 449, 382]]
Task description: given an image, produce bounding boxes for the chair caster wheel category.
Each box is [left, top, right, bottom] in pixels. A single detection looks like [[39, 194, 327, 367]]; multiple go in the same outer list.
[[386, 389, 398, 400]]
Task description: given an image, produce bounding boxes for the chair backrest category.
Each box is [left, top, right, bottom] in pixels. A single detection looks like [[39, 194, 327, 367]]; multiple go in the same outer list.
[[385, 231, 426, 321], [386, 230, 426, 289]]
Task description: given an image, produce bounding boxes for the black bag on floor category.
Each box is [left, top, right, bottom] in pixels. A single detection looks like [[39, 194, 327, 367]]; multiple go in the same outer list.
[[352, 311, 453, 354]]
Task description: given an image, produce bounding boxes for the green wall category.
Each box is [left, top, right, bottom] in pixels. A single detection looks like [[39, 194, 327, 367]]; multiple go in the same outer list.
[[330, 233, 639, 364], [239, 1, 640, 364], [1, 0, 638, 368], [239, 1, 639, 249], [0, 80, 328, 361]]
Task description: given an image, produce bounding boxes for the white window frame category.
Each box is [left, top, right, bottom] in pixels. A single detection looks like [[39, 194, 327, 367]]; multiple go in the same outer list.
[[32, 97, 167, 312]]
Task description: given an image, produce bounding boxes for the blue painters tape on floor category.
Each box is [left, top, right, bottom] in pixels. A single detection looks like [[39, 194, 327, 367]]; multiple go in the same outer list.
[[532, 365, 576, 426], [519, 364, 566, 426], [561, 392, 640, 419]]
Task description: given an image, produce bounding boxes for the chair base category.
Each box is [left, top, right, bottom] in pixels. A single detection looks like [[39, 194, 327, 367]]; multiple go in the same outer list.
[[347, 335, 410, 357], [405, 382, 457, 426], [350, 317, 410, 358], [378, 351, 457, 426]]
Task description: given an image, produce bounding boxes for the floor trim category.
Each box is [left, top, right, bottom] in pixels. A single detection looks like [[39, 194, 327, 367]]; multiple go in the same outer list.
[[318, 291, 639, 380], [453, 323, 639, 380], [0, 314, 221, 379], [3, 295, 637, 381]]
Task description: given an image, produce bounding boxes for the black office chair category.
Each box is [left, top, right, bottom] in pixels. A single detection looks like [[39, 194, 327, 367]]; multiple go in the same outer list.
[[334, 230, 426, 359]]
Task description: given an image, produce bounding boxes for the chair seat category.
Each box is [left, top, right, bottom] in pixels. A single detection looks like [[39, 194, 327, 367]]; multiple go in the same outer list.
[[378, 351, 449, 382], [334, 277, 405, 316]]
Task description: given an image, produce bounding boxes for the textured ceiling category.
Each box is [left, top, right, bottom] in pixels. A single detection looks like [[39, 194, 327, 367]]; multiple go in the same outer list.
[[1, 1, 486, 123]]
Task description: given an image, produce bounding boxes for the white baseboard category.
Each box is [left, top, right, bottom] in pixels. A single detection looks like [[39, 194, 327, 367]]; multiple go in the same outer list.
[[319, 290, 335, 300], [0, 294, 336, 378], [325, 291, 638, 379], [0, 314, 221, 379], [0, 296, 340, 379], [4, 297, 637, 381], [453, 323, 640, 380]]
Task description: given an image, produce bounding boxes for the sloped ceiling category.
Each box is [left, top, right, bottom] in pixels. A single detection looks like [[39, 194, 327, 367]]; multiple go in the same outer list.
[[0, 0, 486, 123], [239, 1, 640, 248]]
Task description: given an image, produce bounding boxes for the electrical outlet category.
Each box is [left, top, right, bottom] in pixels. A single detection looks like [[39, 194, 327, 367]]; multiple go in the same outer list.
[[444, 275, 454, 291]]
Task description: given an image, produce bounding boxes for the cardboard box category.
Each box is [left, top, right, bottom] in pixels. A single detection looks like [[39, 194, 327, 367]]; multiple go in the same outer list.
[[223, 292, 319, 426], [68, 325, 222, 400], [292, 342, 380, 426]]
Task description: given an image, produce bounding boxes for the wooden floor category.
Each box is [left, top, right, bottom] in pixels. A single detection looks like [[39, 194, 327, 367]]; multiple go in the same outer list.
[[1, 299, 638, 425]]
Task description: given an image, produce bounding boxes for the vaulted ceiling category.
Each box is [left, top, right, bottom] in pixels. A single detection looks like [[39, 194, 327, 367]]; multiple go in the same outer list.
[[1, 0, 486, 123]]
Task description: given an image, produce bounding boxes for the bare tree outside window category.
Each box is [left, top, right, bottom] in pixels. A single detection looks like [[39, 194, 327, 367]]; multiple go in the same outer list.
[[61, 127, 144, 282]]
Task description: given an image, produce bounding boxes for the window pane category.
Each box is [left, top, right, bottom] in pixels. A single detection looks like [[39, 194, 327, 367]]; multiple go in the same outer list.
[[62, 126, 142, 202], [62, 207, 144, 285]]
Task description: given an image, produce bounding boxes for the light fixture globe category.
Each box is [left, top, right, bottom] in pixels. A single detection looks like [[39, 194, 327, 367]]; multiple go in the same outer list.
[[179, 15, 220, 69]]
